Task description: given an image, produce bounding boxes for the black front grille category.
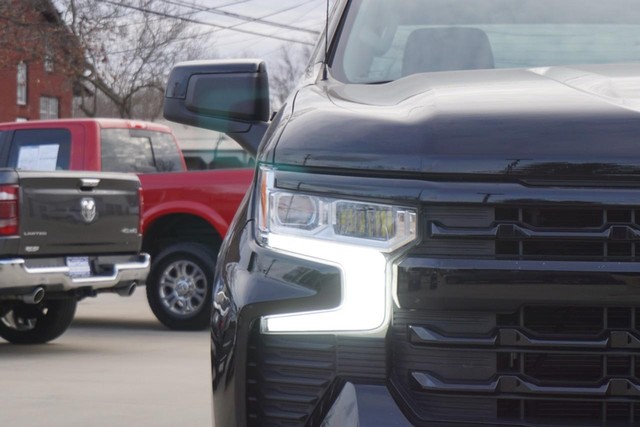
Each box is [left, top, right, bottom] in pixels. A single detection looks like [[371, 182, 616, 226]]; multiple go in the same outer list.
[[245, 325, 386, 427], [499, 400, 640, 422], [392, 306, 640, 426], [421, 205, 640, 261], [522, 353, 604, 382]]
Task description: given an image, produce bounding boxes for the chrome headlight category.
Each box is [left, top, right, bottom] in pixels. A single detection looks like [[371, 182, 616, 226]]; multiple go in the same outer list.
[[256, 166, 417, 335], [257, 167, 416, 252]]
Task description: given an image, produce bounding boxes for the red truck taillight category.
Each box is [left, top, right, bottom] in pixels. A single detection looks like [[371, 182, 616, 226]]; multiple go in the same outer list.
[[0, 185, 19, 236], [138, 187, 144, 234]]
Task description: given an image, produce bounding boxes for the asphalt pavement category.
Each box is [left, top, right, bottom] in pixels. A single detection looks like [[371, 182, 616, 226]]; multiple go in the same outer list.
[[0, 290, 212, 427]]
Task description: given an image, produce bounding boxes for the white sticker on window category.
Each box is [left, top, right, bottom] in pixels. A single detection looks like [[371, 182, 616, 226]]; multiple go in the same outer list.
[[17, 144, 60, 171]]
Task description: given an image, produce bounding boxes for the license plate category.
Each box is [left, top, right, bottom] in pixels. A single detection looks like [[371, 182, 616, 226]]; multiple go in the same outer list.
[[66, 257, 91, 278]]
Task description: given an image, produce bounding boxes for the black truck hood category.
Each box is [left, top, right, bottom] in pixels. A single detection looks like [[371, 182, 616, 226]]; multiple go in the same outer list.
[[274, 63, 640, 180]]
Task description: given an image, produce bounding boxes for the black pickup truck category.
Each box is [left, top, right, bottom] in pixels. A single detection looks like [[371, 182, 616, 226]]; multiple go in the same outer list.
[[0, 169, 149, 344], [164, 0, 640, 426]]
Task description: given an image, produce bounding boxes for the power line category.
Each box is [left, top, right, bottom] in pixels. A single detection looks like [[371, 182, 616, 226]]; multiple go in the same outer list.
[[113, 0, 253, 27], [162, 0, 320, 43], [98, 0, 315, 45], [99, 1, 323, 56], [205, 0, 254, 9], [160, 0, 320, 35], [96, 0, 323, 58], [211, 1, 323, 48], [199, 1, 322, 44]]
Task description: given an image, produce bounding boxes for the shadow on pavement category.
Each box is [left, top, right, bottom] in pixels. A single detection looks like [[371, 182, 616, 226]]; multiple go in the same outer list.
[[70, 317, 168, 332], [0, 341, 102, 354]]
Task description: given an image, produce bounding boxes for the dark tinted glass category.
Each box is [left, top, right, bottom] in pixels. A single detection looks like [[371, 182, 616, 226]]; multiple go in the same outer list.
[[101, 129, 184, 173], [8, 128, 71, 170]]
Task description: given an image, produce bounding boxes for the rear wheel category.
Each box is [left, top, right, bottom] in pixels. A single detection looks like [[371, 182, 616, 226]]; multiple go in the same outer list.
[[146, 243, 216, 330], [0, 299, 77, 344]]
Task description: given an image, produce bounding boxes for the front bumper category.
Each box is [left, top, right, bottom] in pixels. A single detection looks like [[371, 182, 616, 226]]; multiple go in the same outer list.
[[0, 253, 150, 292], [213, 174, 640, 427], [321, 383, 413, 427], [213, 221, 640, 427]]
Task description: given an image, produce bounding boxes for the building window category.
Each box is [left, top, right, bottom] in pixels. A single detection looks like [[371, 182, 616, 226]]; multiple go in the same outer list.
[[17, 62, 27, 106], [44, 46, 54, 73], [39, 96, 59, 120]]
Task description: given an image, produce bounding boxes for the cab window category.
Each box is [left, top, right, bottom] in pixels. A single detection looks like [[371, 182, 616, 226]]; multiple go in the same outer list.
[[8, 128, 71, 171], [101, 129, 185, 173]]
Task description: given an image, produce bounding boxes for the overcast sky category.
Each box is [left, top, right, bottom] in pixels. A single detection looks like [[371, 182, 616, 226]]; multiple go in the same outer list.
[[50, 0, 332, 146], [183, 0, 330, 59], [146, 0, 332, 149]]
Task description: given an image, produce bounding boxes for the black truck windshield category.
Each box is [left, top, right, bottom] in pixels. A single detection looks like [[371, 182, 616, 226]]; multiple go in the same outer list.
[[331, 0, 640, 83]]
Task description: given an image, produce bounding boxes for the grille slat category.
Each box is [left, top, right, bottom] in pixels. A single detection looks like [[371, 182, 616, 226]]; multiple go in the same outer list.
[[393, 306, 640, 425], [411, 371, 640, 398], [394, 203, 640, 425], [424, 206, 640, 261]]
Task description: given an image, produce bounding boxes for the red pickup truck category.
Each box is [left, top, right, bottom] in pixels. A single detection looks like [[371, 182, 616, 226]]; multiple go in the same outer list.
[[0, 118, 253, 330]]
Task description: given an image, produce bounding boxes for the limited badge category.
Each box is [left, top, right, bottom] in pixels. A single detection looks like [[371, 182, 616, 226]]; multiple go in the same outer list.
[[81, 198, 97, 223]]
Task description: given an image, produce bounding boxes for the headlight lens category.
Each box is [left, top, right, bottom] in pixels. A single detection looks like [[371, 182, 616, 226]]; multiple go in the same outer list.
[[255, 166, 418, 335], [257, 167, 416, 253]]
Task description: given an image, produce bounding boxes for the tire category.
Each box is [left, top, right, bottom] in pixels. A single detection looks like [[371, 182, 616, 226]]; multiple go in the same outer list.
[[0, 299, 77, 344], [146, 242, 216, 330]]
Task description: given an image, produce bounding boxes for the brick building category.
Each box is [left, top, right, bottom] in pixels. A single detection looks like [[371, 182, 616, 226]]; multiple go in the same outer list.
[[0, 0, 80, 122]]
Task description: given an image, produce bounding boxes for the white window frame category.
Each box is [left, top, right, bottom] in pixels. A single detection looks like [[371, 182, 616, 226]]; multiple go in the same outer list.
[[17, 62, 27, 106], [39, 96, 59, 120], [44, 46, 54, 73]]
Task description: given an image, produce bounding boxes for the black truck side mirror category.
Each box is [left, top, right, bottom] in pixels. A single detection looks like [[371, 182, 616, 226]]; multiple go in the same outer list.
[[163, 59, 270, 156]]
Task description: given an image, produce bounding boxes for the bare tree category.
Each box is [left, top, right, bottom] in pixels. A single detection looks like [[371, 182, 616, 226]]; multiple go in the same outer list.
[[0, 0, 206, 119], [269, 43, 314, 108], [58, 0, 206, 119], [0, 0, 83, 73]]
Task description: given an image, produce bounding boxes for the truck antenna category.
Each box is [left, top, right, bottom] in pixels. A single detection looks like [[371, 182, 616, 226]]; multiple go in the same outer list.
[[322, 0, 329, 81]]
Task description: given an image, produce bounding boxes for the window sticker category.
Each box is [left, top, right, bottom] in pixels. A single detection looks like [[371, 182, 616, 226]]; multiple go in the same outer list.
[[17, 144, 60, 171]]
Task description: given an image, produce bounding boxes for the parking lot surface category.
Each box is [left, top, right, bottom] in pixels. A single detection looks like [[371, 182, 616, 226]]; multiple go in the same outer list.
[[0, 291, 212, 427]]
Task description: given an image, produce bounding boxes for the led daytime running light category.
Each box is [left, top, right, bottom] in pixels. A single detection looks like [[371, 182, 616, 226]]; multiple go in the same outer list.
[[256, 167, 418, 335]]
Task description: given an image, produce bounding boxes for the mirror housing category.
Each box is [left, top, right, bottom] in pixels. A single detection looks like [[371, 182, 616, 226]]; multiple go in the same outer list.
[[163, 59, 270, 156]]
